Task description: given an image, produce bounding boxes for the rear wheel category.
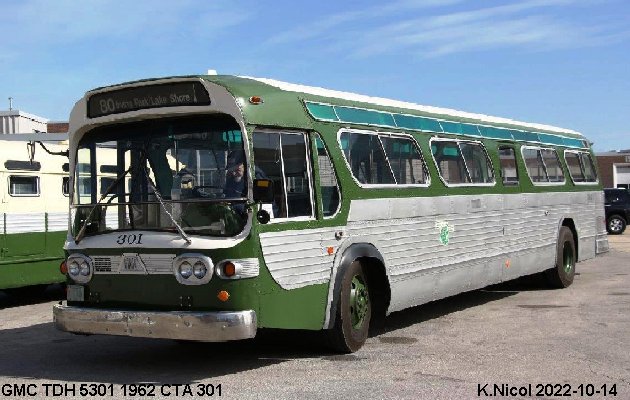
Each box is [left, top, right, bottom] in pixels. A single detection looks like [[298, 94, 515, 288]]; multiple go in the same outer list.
[[546, 226, 576, 288], [327, 261, 371, 353], [606, 215, 626, 235]]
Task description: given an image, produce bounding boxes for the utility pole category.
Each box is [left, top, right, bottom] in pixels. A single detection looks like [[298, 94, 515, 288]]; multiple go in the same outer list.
[[8, 97, 13, 110]]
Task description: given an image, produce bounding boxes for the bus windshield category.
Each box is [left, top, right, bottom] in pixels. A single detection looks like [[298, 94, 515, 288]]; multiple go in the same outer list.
[[71, 115, 248, 238]]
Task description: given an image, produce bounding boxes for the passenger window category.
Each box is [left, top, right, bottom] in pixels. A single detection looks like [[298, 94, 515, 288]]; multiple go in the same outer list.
[[253, 131, 313, 219], [431, 141, 470, 184], [522, 148, 547, 183], [340, 132, 394, 184], [380, 135, 428, 184], [565, 152, 585, 182], [62, 177, 70, 196], [580, 153, 598, 182], [431, 139, 494, 185], [540, 149, 565, 183], [314, 134, 340, 217], [9, 176, 39, 196], [498, 147, 519, 185], [459, 142, 494, 184]]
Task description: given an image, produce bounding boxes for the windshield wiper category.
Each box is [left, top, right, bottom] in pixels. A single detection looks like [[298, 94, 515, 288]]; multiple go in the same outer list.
[[142, 165, 192, 244], [74, 164, 133, 244]]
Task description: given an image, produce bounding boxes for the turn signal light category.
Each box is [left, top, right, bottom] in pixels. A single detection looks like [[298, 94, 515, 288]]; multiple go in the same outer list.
[[60, 261, 68, 274], [223, 262, 236, 277], [249, 96, 263, 105], [217, 290, 230, 302]]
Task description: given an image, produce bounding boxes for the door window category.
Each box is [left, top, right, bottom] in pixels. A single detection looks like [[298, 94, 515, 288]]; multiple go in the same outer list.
[[253, 131, 314, 219]]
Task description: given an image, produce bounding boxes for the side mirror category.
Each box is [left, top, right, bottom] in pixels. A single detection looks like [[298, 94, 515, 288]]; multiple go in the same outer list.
[[253, 179, 274, 203]]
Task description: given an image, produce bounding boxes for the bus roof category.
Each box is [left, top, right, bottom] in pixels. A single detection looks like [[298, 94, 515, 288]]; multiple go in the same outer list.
[[85, 74, 586, 142]]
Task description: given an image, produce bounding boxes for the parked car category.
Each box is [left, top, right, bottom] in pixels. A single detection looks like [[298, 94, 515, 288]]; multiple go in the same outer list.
[[604, 188, 630, 234]]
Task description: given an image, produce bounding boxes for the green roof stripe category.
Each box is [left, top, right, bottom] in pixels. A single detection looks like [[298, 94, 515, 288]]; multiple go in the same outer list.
[[304, 101, 586, 149]]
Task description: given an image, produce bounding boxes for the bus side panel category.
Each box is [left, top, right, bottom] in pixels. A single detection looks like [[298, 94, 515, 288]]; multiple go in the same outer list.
[[0, 211, 65, 289], [258, 283, 329, 330], [345, 191, 602, 314], [257, 227, 340, 329], [0, 257, 65, 289]]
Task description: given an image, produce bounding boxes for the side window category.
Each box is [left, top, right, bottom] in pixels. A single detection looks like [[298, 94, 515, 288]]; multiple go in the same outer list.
[[431, 139, 494, 185], [340, 132, 394, 184], [380, 135, 428, 184], [498, 146, 519, 185], [9, 176, 40, 196], [75, 148, 93, 203], [62, 177, 70, 196], [540, 149, 565, 183], [459, 142, 494, 184], [314, 134, 340, 217], [565, 152, 585, 182], [253, 131, 313, 219], [431, 141, 470, 184], [580, 153, 598, 182], [522, 148, 547, 183]]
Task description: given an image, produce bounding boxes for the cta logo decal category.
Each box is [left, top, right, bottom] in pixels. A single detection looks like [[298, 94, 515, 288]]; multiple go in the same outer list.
[[435, 221, 454, 245]]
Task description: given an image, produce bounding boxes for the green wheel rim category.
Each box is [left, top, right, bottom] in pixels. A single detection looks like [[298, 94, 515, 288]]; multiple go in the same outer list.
[[563, 242, 574, 273], [350, 275, 369, 329]]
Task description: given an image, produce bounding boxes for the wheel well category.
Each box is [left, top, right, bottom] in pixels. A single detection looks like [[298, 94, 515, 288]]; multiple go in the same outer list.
[[609, 213, 627, 223], [562, 218, 579, 261], [357, 256, 391, 326]]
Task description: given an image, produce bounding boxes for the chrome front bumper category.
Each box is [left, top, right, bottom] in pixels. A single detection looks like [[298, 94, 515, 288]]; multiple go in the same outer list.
[[53, 304, 257, 342]]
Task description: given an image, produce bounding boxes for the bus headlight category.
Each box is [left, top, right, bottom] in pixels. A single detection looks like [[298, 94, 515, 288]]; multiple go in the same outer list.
[[68, 261, 80, 276], [193, 261, 207, 279], [173, 254, 213, 285], [79, 262, 90, 276], [66, 254, 93, 284], [179, 262, 193, 279]]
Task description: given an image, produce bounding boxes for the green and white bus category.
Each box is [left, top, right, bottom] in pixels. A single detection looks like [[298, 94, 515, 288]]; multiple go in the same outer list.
[[53, 75, 608, 352], [0, 134, 68, 292]]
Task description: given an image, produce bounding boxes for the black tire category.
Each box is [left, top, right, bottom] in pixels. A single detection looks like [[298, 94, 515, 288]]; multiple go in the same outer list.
[[546, 226, 576, 288], [606, 214, 626, 235], [327, 261, 371, 353]]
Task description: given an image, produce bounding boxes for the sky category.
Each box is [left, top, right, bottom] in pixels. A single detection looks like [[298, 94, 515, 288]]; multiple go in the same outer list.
[[1, 0, 629, 151]]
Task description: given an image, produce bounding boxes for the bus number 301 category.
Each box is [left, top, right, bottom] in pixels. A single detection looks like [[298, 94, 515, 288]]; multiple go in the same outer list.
[[116, 234, 143, 245]]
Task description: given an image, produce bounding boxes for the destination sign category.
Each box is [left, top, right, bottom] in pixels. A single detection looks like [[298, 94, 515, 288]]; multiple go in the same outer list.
[[87, 81, 211, 118]]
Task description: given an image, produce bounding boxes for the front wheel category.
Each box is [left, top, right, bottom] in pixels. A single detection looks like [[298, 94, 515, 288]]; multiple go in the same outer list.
[[606, 215, 626, 235], [546, 226, 576, 288], [327, 261, 371, 353]]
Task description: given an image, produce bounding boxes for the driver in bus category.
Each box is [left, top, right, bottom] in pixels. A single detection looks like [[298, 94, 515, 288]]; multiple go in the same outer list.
[[224, 151, 247, 198]]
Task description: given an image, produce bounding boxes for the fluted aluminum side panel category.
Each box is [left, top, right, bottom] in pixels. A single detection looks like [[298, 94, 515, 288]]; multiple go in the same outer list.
[[258, 191, 605, 309], [259, 227, 339, 289], [5, 213, 46, 233], [47, 212, 68, 232], [346, 191, 604, 312]]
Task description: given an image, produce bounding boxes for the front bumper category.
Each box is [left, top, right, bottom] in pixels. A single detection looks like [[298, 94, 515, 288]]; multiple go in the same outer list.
[[53, 304, 257, 342]]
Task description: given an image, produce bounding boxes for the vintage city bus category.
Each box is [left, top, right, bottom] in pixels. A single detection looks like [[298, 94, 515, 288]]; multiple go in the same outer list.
[[53, 75, 608, 352], [0, 134, 69, 292]]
